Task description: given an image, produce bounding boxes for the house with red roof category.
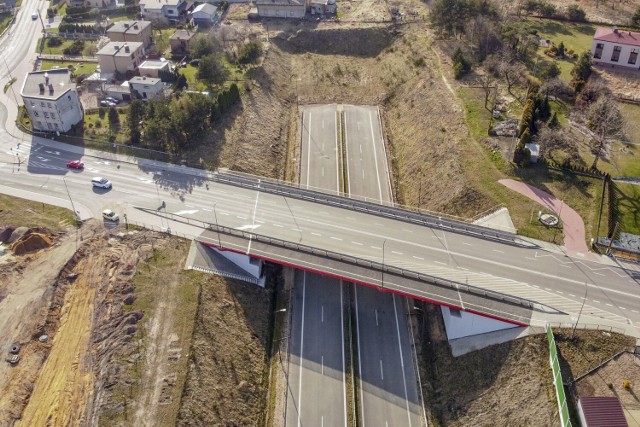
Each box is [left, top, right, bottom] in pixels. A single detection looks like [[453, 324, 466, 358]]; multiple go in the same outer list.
[[591, 28, 640, 71]]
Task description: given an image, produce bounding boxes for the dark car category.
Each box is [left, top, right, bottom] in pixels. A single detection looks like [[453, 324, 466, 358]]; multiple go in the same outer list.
[[66, 160, 84, 169]]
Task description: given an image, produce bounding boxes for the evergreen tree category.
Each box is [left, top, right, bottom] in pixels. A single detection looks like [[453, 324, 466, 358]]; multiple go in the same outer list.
[[127, 100, 145, 144], [571, 51, 592, 91], [548, 112, 559, 128]]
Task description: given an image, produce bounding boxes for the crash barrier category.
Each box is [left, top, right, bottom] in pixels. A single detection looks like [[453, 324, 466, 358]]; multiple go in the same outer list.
[[211, 170, 534, 247], [547, 326, 572, 427], [137, 207, 541, 315]]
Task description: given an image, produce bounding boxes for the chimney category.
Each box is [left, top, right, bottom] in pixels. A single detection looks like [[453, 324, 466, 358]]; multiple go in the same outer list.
[[124, 23, 129, 28], [133, 24, 139, 29], [48, 84, 54, 95], [124, 44, 130, 53], [44, 72, 49, 84], [38, 83, 45, 94]]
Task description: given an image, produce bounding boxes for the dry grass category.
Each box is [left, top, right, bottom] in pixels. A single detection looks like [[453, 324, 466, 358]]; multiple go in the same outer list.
[[0, 194, 76, 232], [543, 0, 639, 25], [176, 274, 273, 426]]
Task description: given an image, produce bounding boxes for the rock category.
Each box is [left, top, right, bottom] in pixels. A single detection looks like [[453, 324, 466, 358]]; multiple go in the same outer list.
[[7, 227, 28, 243], [123, 295, 136, 305], [0, 227, 15, 243]]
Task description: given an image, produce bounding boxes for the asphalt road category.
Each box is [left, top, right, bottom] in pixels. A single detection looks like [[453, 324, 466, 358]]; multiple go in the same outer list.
[[286, 105, 347, 427], [343, 105, 391, 204], [300, 104, 340, 193], [344, 105, 423, 427], [286, 271, 347, 427], [1, 137, 639, 333]]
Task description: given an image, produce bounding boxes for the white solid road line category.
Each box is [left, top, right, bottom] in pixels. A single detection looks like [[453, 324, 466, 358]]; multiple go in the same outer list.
[[354, 285, 366, 427], [297, 272, 307, 427], [345, 111, 352, 195], [392, 294, 413, 427], [368, 111, 383, 203], [340, 283, 348, 427], [380, 359, 384, 380]]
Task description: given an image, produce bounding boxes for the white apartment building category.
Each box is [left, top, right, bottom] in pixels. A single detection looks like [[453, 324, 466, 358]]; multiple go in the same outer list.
[[96, 41, 145, 76], [139, 0, 185, 22], [21, 69, 84, 133], [591, 28, 640, 71]]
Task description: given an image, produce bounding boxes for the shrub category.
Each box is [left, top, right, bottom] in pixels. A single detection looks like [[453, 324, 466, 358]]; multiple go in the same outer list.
[[47, 37, 63, 48], [452, 48, 471, 79], [623, 380, 632, 389], [566, 5, 586, 21], [238, 41, 263, 64], [98, 107, 106, 118], [94, 118, 102, 128], [62, 39, 85, 56]]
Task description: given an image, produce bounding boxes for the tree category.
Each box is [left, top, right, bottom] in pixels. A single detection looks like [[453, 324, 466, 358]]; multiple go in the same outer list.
[[500, 58, 525, 97], [632, 6, 640, 29], [557, 41, 565, 57], [108, 107, 119, 128], [548, 112, 560, 129], [566, 5, 586, 21], [197, 54, 230, 87], [453, 48, 472, 79], [238, 41, 263, 64], [536, 60, 561, 81], [586, 97, 624, 169], [430, 0, 467, 36], [536, 127, 572, 158], [537, 94, 551, 121], [127, 100, 145, 144], [570, 51, 592, 91], [190, 35, 221, 59], [480, 74, 495, 111]]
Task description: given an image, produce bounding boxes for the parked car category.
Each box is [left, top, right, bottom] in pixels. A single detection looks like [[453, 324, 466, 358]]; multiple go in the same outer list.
[[66, 160, 84, 169], [105, 96, 120, 104], [102, 209, 119, 222], [99, 100, 116, 107], [91, 177, 112, 189]]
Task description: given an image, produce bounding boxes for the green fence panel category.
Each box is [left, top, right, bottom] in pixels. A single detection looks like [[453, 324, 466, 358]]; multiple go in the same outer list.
[[547, 326, 572, 427]]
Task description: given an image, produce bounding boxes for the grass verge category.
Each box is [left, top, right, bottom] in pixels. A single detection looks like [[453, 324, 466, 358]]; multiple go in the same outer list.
[[0, 193, 76, 231], [39, 59, 97, 76]]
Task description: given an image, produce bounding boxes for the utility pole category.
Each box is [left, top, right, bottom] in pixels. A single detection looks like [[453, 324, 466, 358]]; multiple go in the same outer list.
[[62, 177, 78, 220]]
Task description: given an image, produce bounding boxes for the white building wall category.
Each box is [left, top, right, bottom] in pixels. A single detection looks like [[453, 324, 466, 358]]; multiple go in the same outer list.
[[591, 40, 640, 70], [441, 306, 517, 340], [209, 247, 264, 286], [23, 92, 83, 133]]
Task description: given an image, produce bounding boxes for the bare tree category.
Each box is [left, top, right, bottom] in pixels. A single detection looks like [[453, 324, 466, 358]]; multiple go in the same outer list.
[[499, 52, 525, 101], [480, 74, 495, 111], [536, 127, 575, 160], [586, 97, 625, 169]]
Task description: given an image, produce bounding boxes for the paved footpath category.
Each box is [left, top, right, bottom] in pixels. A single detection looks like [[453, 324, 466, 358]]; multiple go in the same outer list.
[[499, 178, 590, 254]]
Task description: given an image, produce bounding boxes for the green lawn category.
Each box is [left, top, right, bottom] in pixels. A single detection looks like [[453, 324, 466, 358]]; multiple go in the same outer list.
[[457, 87, 493, 142], [36, 38, 75, 55], [614, 183, 640, 234], [39, 60, 97, 76], [0, 12, 13, 35], [179, 64, 208, 91], [527, 18, 597, 82]]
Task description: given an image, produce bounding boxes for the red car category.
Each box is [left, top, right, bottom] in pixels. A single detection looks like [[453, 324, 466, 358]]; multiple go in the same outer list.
[[66, 160, 84, 169]]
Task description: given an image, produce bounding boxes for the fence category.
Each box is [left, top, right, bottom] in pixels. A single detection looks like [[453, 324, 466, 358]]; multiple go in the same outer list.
[[547, 325, 572, 427]]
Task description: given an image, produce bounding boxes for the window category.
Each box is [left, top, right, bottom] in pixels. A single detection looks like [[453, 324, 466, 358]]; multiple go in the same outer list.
[[44, 112, 49, 118], [54, 123, 59, 130], [593, 42, 604, 59], [47, 122, 53, 130], [34, 111, 39, 117], [37, 121, 42, 127], [131, 54, 134, 59], [40, 101, 45, 107], [629, 49, 639, 65], [47, 102, 52, 108], [50, 113, 56, 119], [30, 101, 35, 107], [68, 95, 71, 100], [611, 45, 622, 62]]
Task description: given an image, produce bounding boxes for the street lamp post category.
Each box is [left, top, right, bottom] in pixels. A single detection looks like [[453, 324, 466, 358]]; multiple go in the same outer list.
[[213, 203, 221, 248], [381, 239, 387, 289]]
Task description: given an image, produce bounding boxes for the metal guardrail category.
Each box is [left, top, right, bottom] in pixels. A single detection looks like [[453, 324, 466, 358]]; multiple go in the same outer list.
[[136, 207, 541, 312], [211, 170, 531, 247]]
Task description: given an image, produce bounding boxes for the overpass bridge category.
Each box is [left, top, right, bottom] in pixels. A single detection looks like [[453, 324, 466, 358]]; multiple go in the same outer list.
[[138, 170, 640, 331]]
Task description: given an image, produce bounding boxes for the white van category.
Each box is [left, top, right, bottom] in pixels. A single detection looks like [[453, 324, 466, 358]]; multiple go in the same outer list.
[[91, 177, 112, 189]]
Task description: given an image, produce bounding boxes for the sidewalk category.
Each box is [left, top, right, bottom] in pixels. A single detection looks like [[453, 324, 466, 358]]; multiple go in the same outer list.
[[499, 178, 590, 255]]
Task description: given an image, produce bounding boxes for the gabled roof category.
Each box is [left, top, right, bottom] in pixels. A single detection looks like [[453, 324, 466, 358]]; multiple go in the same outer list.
[[594, 28, 640, 47], [170, 29, 196, 41], [192, 2, 216, 15], [579, 396, 628, 427]]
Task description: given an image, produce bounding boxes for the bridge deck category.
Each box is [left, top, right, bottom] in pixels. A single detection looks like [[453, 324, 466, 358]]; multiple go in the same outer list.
[[196, 229, 534, 325]]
